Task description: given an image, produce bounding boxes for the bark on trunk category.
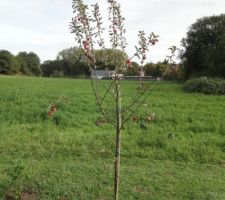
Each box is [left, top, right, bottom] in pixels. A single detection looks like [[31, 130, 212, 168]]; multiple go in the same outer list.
[[114, 81, 122, 200]]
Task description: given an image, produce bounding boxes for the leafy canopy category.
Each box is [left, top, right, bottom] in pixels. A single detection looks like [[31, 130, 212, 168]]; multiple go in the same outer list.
[[181, 14, 225, 78]]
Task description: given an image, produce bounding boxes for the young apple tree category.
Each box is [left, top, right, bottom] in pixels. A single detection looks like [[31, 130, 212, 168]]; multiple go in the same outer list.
[[70, 0, 159, 199]]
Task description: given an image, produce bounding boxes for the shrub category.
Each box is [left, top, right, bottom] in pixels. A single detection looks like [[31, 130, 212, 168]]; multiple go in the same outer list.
[[184, 78, 225, 95]]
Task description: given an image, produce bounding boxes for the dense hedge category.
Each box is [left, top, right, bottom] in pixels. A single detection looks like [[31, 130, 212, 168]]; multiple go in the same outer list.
[[184, 78, 225, 95]]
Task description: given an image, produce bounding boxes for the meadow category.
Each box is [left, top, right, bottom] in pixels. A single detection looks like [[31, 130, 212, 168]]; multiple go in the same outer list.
[[0, 75, 225, 199]]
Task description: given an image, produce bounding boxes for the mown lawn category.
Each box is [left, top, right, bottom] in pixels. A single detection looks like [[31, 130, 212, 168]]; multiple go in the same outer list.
[[0, 75, 225, 199]]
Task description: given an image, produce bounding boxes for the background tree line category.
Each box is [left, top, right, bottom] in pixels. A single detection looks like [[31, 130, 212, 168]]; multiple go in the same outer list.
[[41, 47, 128, 78], [1, 14, 224, 79], [41, 47, 180, 80], [0, 50, 41, 76]]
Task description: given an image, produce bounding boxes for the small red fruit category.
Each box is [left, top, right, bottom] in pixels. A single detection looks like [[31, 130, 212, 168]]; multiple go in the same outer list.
[[126, 59, 132, 68], [126, 59, 131, 64], [132, 115, 138, 122], [48, 105, 57, 117]]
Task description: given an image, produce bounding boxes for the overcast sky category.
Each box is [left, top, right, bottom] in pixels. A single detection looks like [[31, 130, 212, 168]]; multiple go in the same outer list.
[[0, 0, 224, 63]]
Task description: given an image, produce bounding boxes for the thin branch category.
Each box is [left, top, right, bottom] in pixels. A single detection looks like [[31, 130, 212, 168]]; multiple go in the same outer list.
[[91, 78, 117, 127], [120, 84, 148, 113], [120, 81, 158, 130], [99, 78, 117, 105]]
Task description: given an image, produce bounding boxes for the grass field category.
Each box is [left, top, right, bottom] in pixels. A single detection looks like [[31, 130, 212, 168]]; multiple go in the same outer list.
[[0, 75, 225, 199]]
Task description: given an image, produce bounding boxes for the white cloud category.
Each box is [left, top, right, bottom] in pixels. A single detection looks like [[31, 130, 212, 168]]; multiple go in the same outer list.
[[0, 0, 224, 63]]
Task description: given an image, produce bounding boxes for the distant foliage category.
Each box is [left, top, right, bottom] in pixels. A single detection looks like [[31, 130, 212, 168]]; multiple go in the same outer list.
[[41, 60, 66, 77], [181, 14, 225, 79], [16, 52, 42, 76], [144, 62, 168, 77], [56, 47, 90, 76], [94, 49, 128, 71], [41, 47, 129, 77], [0, 50, 19, 74], [144, 59, 184, 81], [0, 50, 41, 76], [184, 78, 225, 95], [124, 62, 139, 76], [162, 65, 184, 81]]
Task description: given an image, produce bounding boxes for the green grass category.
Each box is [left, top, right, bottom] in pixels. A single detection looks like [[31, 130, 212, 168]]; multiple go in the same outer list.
[[0, 75, 225, 199]]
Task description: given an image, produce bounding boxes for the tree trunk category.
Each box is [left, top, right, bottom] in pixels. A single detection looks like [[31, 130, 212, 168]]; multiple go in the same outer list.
[[115, 81, 122, 200]]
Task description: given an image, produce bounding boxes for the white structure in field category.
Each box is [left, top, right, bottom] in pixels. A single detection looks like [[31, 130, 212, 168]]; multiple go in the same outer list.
[[91, 68, 116, 79]]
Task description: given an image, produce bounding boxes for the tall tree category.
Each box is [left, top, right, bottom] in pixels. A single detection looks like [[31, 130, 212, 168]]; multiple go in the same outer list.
[[181, 14, 225, 78]]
